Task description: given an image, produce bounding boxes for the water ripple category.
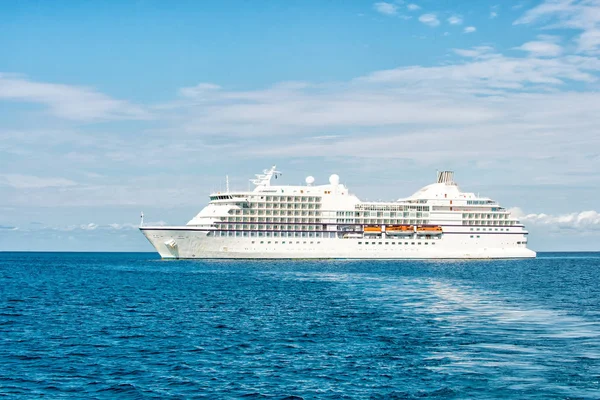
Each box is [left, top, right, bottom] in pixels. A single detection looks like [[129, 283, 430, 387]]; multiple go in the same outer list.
[[0, 252, 599, 398]]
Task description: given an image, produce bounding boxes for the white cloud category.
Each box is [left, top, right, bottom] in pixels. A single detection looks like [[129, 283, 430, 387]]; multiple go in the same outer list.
[[0, 74, 150, 121], [108, 223, 139, 230], [511, 208, 600, 232], [490, 11, 498, 18], [516, 40, 563, 57], [0, 174, 77, 189], [578, 29, 600, 53], [374, 2, 398, 15], [80, 223, 98, 231], [51, 222, 149, 232], [179, 83, 221, 98], [514, 0, 600, 53], [448, 15, 463, 25], [452, 46, 495, 58], [419, 14, 440, 27], [150, 46, 600, 183], [464, 26, 477, 33], [407, 4, 420, 11]]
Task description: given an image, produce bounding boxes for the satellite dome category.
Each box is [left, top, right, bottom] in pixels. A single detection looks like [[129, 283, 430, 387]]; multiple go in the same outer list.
[[329, 174, 340, 185], [305, 176, 315, 185]]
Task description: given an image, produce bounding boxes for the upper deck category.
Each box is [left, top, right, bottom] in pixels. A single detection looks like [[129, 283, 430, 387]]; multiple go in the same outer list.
[[186, 166, 521, 230]]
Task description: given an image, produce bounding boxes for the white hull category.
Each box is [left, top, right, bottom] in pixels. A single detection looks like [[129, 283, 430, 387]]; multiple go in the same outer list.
[[141, 227, 536, 260]]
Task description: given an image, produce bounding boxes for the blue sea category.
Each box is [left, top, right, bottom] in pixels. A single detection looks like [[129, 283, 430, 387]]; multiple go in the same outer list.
[[1, 253, 599, 399]]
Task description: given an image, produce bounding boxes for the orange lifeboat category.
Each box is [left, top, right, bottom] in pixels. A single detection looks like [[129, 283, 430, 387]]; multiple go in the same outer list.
[[385, 225, 414, 236], [416, 225, 443, 235], [364, 225, 382, 233]]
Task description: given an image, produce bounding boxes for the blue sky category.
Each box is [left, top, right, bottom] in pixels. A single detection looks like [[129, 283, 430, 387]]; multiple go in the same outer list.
[[1, 0, 600, 252]]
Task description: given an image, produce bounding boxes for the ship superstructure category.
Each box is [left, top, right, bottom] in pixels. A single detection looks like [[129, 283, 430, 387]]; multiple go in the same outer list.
[[140, 166, 536, 259]]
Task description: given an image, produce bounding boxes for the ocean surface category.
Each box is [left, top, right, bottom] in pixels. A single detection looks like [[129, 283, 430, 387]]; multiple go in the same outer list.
[[0, 253, 599, 399]]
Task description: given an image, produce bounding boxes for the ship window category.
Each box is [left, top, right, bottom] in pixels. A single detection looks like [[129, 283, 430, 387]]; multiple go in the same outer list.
[[282, 241, 286, 244], [405, 242, 408, 245], [372, 242, 376, 245], [267, 241, 271, 244], [477, 235, 480, 238], [252, 241, 255, 244], [425, 242, 428, 245], [385, 242, 389, 245], [411, 242, 415, 245], [317, 241, 320, 244], [470, 235, 474, 238], [358, 242, 362, 245], [378, 242, 382, 245], [260, 241, 264, 244], [418, 242, 421, 245]]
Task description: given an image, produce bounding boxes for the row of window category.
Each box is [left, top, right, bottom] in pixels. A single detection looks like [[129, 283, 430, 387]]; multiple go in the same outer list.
[[355, 205, 430, 212], [218, 218, 517, 227], [241, 203, 321, 210], [469, 227, 511, 231], [214, 231, 338, 238], [217, 224, 321, 231], [228, 210, 321, 217], [257, 196, 322, 202], [222, 217, 438, 225], [463, 221, 515, 226], [334, 219, 430, 225], [463, 213, 508, 219], [344, 211, 429, 218], [248, 240, 438, 246], [467, 200, 495, 205], [253, 240, 321, 245], [358, 241, 437, 246]]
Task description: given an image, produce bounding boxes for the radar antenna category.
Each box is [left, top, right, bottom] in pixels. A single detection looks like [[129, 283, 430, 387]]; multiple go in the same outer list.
[[250, 165, 281, 187]]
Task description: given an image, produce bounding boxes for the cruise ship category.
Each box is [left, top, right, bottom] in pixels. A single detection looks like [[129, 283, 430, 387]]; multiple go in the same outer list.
[[140, 166, 536, 259]]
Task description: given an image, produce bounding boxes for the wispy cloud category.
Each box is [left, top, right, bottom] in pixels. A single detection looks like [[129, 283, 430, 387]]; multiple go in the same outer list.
[[0, 74, 150, 121], [448, 15, 463, 25], [464, 26, 477, 33], [490, 4, 500, 19], [373, 2, 398, 15], [0, 174, 77, 189], [407, 3, 420, 11], [516, 39, 563, 57], [514, 0, 600, 53], [165, 44, 600, 180], [419, 14, 440, 27], [512, 208, 600, 232], [452, 46, 495, 58]]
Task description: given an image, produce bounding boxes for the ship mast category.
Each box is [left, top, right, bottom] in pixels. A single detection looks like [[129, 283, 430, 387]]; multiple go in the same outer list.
[[250, 165, 281, 188]]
